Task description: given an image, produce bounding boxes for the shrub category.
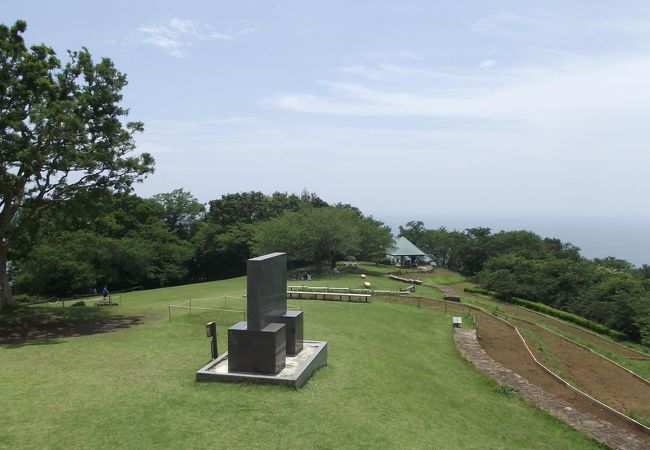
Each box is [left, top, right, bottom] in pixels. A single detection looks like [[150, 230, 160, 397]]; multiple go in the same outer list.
[[464, 287, 626, 340], [495, 384, 517, 397]]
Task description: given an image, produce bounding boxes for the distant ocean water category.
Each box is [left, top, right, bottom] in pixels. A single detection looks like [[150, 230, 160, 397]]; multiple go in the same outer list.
[[376, 214, 650, 268]]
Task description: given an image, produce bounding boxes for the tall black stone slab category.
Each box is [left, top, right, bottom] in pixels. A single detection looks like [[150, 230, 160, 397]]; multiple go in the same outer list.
[[247, 252, 287, 329], [228, 252, 288, 375]]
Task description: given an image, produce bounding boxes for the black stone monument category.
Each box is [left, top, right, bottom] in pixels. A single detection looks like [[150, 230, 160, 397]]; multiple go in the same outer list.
[[227, 252, 304, 375]]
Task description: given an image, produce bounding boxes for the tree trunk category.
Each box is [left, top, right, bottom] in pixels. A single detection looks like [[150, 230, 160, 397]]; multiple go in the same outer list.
[[0, 248, 15, 310]]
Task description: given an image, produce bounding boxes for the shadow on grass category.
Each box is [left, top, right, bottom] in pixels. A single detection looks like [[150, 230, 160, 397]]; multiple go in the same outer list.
[[0, 305, 144, 348]]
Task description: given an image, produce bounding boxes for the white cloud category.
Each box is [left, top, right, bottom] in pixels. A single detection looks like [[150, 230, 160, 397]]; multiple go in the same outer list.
[[134, 112, 650, 219], [266, 56, 650, 123], [478, 59, 497, 68], [471, 10, 560, 35], [127, 18, 257, 57]]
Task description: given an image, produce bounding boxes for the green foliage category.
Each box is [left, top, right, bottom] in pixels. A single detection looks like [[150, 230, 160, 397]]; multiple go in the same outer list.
[[0, 21, 154, 309], [253, 206, 362, 271], [418, 226, 466, 269], [253, 205, 393, 271], [190, 191, 330, 279], [627, 411, 650, 428], [190, 222, 254, 280], [10, 191, 192, 295], [464, 287, 626, 340], [495, 384, 518, 397], [475, 255, 648, 341], [10, 187, 393, 297], [398, 220, 426, 243], [351, 216, 394, 263], [206, 190, 325, 227], [400, 220, 649, 342], [207, 191, 274, 226], [152, 188, 204, 239], [13, 224, 192, 296]]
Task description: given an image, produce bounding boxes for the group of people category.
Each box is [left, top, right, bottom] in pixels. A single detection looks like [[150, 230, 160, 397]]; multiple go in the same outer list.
[[291, 267, 342, 280], [292, 272, 312, 281]]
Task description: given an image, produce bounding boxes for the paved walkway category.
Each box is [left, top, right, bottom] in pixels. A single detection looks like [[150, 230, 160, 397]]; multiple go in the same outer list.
[[453, 329, 648, 450]]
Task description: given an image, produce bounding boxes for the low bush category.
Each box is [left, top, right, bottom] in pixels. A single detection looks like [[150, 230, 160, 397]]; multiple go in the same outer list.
[[495, 384, 517, 397], [464, 287, 626, 340]]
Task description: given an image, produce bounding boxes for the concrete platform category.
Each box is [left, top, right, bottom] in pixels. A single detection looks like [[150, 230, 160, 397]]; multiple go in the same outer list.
[[196, 340, 327, 388]]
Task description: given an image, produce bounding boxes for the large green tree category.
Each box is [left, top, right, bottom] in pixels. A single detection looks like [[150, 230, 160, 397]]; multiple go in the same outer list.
[[0, 21, 154, 309], [252, 206, 390, 271], [152, 188, 204, 239]]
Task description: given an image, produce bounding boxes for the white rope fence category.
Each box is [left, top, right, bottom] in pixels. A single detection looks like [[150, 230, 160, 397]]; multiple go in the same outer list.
[[168, 296, 246, 321]]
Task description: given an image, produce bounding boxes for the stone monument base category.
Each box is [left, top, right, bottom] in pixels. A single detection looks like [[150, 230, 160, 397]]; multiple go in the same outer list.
[[279, 310, 303, 356], [228, 321, 286, 375], [196, 340, 327, 388]]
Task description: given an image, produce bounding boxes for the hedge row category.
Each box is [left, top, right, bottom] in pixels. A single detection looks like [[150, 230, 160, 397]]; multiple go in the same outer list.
[[463, 287, 626, 340]]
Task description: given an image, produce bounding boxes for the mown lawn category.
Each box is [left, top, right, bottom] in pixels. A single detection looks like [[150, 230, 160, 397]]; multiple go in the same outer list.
[[0, 274, 600, 449]]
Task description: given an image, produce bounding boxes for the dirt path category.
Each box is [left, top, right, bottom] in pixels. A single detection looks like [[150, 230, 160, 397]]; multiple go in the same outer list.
[[454, 328, 648, 450], [513, 319, 650, 417], [473, 310, 649, 442]]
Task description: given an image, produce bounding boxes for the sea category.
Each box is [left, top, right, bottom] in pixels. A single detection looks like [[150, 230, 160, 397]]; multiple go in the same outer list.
[[376, 214, 650, 268]]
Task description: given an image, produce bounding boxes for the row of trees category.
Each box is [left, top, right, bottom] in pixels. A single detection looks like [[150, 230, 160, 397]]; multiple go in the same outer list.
[[400, 221, 650, 344], [8, 189, 393, 301]]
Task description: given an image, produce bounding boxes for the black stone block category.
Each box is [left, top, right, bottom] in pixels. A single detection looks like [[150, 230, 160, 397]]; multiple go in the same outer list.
[[227, 321, 286, 375], [279, 310, 303, 355]]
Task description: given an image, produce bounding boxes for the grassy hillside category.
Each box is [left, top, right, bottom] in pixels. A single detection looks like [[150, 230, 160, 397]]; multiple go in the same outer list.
[[0, 273, 600, 449]]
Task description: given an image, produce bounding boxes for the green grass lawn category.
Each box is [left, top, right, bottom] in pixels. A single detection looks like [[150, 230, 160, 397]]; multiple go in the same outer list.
[[0, 273, 601, 449]]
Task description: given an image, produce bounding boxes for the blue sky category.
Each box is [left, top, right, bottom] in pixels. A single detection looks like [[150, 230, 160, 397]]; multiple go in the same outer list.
[[4, 1, 650, 221]]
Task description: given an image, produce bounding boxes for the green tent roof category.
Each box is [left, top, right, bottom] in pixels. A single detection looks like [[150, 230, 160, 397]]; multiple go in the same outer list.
[[388, 236, 426, 257]]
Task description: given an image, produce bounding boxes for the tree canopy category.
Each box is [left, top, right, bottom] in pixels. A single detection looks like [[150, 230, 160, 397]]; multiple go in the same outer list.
[[152, 188, 204, 239], [252, 206, 393, 271], [0, 21, 154, 309]]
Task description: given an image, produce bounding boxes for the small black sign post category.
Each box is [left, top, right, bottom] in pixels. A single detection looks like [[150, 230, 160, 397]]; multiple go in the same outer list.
[[206, 322, 218, 360]]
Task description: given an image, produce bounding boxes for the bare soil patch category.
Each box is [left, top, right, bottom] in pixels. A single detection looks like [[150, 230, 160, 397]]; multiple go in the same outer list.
[[455, 329, 648, 450], [474, 310, 649, 441], [514, 319, 650, 417]]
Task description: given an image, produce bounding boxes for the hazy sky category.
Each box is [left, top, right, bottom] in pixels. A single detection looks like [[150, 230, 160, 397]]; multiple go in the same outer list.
[[4, 1, 650, 220]]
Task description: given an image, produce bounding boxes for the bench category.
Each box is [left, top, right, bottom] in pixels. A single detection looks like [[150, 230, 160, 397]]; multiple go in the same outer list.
[[388, 274, 423, 285], [328, 287, 350, 293], [360, 274, 366, 279], [286, 291, 370, 303], [363, 281, 372, 289], [287, 286, 329, 292], [452, 317, 462, 328], [399, 284, 415, 293]]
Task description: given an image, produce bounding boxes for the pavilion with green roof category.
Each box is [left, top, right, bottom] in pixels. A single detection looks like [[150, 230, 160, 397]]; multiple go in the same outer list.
[[387, 236, 427, 267]]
